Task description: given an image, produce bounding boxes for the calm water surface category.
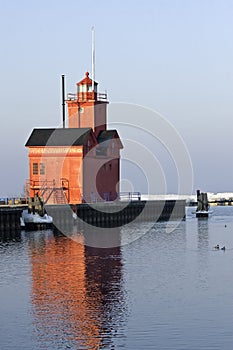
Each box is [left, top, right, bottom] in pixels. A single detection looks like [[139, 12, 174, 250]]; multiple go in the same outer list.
[[0, 206, 233, 349]]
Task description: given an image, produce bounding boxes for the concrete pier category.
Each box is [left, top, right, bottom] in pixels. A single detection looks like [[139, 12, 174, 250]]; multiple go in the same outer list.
[[47, 200, 186, 230], [0, 200, 186, 236]]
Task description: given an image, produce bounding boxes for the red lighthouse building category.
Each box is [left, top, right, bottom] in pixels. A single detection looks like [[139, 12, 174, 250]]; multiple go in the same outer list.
[[25, 72, 123, 204]]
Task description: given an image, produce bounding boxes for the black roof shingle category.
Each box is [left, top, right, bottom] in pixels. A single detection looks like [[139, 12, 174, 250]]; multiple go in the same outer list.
[[25, 128, 92, 147]]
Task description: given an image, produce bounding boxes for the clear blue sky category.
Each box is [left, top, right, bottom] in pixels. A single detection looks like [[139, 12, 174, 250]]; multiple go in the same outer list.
[[0, 0, 232, 196]]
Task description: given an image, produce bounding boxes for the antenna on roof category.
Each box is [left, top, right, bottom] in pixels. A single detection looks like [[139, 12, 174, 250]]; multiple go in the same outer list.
[[91, 26, 95, 92], [61, 74, 65, 128]]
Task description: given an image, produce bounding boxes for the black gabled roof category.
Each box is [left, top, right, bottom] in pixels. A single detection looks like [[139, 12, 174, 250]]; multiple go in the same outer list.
[[97, 130, 123, 148], [25, 128, 93, 147], [97, 130, 117, 142]]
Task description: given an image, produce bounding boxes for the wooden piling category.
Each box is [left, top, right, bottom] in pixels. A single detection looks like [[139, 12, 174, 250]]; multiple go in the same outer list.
[[0, 207, 22, 239], [196, 190, 209, 217]]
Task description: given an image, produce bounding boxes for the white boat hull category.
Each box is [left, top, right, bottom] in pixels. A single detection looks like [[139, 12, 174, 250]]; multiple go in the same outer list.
[[21, 210, 53, 229]]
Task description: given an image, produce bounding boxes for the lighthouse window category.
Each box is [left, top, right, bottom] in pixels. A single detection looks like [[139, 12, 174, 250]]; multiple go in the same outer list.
[[40, 163, 45, 175], [32, 163, 38, 175]]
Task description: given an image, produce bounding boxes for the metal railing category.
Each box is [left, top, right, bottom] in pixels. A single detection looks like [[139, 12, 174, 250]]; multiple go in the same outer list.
[[67, 93, 77, 100], [66, 92, 107, 101], [118, 192, 141, 201], [27, 178, 70, 204], [0, 198, 28, 205], [82, 192, 142, 203], [97, 92, 107, 100]]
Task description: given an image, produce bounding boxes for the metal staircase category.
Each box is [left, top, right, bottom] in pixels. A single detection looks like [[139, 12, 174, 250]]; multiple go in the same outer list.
[[53, 188, 67, 204], [28, 178, 70, 204]]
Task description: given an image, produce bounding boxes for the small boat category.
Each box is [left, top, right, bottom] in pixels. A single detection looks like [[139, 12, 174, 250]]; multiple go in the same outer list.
[[21, 209, 53, 230]]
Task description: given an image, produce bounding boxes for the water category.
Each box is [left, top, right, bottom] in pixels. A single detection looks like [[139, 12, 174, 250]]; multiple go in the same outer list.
[[0, 206, 233, 349]]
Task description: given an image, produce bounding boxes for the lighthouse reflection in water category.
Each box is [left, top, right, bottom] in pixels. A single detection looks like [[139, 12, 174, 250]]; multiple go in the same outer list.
[[29, 227, 126, 349], [1, 207, 233, 349]]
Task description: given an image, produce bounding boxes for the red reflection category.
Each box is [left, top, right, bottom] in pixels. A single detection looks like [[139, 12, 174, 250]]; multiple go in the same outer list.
[[29, 231, 123, 349]]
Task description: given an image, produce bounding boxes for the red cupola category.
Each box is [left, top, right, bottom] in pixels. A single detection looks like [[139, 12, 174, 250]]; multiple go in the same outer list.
[[77, 71, 97, 101]]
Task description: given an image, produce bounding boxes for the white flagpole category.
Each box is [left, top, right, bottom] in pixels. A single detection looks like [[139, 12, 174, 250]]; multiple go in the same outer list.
[[92, 26, 95, 92]]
